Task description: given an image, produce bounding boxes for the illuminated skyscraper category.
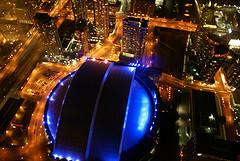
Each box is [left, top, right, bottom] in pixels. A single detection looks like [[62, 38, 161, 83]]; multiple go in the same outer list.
[[121, 17, 148, 62], [71, 0, 89, 53], [34, 12, 62, 55], [93, 0, 109, 40], [200, 56, 225, 83], [108, 1, 121, 33], [226, 58, 240, 89], [129, 0, 155, 17]]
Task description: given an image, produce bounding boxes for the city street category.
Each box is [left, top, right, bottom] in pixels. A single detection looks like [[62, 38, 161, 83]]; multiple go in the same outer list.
[[0, 0, 73, 110], [214, 68, 237, 141], [0, 60, 78, 161], [0, 37, 43, 110]]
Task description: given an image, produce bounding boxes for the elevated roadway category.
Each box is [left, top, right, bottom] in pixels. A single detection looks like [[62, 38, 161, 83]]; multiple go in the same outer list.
[[159, 73, 234, 93]]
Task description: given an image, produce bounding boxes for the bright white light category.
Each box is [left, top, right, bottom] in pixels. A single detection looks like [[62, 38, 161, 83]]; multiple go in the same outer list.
[[197, 153, 202, 156], [153, 93, 156, 99], [155, 0, 163, 6], [208, 114, 215, 121], [50, 96, 55, 101], [228, 28, 232, 33], [203, 24, 217, 28], [150, 126, 153, 131], [228, 39, 240, 47], [47, 117, 51, 125], [128, 67, 135, 72], [53, 154, 58, 158]]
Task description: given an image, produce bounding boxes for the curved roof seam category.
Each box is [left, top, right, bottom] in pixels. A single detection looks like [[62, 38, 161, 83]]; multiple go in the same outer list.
[[85, 62, 113, 159], [119, 67, 136, 156], [53, 73, 75, 141]]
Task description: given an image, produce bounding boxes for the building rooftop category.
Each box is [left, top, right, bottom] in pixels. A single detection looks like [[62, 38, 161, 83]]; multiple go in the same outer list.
[[44, 60, 161, 161]]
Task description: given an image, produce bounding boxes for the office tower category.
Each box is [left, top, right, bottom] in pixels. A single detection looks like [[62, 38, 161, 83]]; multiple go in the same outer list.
[[121, 17, 148, 62], [93, 0, 109, 40], [200, 45, 230, 83], [108, 1, 121, 33], [226, 58, 240, 89], [34, 12, 62, 55], [200, 56, 225, 83], [71, 0, 89, 53], [129, 0, 155, 17]]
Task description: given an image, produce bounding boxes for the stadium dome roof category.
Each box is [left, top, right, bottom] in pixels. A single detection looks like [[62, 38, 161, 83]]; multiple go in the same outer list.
[[44, 60, 161, 161]]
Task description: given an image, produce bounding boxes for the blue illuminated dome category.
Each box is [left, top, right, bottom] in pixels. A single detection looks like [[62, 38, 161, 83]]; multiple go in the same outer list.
[[44, 60, 161, 161]]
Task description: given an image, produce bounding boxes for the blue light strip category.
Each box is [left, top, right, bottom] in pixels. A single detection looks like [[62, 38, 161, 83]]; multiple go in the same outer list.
[[122, 105, 129, 129], [134, 75, 160, 133], [52, 153, 81, 161], [121, 79, 152, 151], [51, 76, 74, 161], [137, 105, 149, 131], [55, 78, 72, 132], [123, 67, 136, 129], [128, 63, 149, 68], [43, 71, 77, 160], [47, 76, 72, 140], [150, 91, 158, 131], [119, 66, 136, 154]]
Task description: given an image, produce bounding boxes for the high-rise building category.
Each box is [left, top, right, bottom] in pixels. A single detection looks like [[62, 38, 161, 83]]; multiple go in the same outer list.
[[200, 56, 225, 83], [129, 0, 155, 17], [121, 17, 148, 63], [72, 0, 87, 19], [226, 58, 240, 89], [34, 12, 62, 55], [93, 0, 109, 40], [108, 1, 121, 33], [71, 0, 89, 53], [199, 45, 230, 82], [187, 5, 236, 81]]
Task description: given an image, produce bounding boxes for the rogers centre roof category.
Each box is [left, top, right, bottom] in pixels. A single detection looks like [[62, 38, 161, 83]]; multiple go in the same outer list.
[[44, 60, 161, 161]]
